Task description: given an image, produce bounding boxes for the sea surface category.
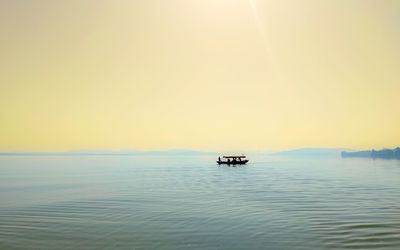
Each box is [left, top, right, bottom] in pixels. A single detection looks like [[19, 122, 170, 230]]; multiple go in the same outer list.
[[0, 155, 400, 250]]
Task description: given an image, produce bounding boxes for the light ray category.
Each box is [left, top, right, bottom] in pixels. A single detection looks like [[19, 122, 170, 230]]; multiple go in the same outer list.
[[248, 0, 284, 83]]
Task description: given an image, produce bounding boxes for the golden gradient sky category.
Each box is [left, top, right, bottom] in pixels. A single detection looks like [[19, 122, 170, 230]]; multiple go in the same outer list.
[[0, 0, 399, 152]]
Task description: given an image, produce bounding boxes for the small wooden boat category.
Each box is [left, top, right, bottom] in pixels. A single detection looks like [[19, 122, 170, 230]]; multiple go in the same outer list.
[[217, 155, 248, 165]]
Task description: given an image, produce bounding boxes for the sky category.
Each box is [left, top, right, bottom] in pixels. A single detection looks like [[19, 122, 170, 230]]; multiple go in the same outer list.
[[0, 0, 399, 152]]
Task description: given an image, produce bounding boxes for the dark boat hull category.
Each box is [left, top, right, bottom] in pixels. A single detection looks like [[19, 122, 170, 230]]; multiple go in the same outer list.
[[217, 160, 248, 165]]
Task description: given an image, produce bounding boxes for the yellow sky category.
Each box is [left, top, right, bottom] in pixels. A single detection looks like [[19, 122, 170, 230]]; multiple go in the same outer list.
[[0, 0, 399, 152]]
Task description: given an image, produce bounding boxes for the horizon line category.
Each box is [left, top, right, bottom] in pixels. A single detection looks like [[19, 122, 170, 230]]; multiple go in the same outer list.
[[0, 147, 361, 156]]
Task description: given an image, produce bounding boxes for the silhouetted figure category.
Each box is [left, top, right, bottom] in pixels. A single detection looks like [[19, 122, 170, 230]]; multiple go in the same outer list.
[[216, 155, 248, 165]]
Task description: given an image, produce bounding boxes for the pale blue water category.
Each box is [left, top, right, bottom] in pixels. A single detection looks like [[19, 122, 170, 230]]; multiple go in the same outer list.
[[0, 155, 400, 249]]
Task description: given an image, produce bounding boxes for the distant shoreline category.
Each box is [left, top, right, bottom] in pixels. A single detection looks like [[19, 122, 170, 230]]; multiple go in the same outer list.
[[0, 150, 215, 156], [342, 147, 400, 159], [2, 147, 399, 159]]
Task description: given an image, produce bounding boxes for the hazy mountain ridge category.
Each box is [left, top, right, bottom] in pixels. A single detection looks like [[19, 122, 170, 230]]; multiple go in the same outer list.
[[0, 149, 215, 156], [1, 148, 342, 157], [272, 148, 349, 157], [3, 147, 399, 159], [342, 147, 400, 159]]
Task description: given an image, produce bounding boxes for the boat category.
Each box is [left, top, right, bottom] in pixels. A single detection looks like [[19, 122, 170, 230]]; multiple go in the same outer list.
[[217, 155, 249, 165]]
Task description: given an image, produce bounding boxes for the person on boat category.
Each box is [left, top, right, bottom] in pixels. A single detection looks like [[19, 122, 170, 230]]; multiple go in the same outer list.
[[218, 157, 221, 162], [227, 158, 231, 163], [232, 157, 237, 164]]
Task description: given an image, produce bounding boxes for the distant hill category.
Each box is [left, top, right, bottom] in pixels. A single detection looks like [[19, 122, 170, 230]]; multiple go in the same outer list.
[[0, 149, 215, 156], [273, 148, 347, 157], [341, 147, 400, 159]]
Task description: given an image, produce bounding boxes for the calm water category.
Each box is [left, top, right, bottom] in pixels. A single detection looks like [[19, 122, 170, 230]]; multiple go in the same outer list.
[[1, 155, 400, 250]]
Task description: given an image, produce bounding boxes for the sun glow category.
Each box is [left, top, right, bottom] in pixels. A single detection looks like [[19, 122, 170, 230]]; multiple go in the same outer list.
[[0, 0, 399, 151]]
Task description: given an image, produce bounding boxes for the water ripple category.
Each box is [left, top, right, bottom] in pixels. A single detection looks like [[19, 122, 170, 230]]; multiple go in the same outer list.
[[1, 156, 400, 249]]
